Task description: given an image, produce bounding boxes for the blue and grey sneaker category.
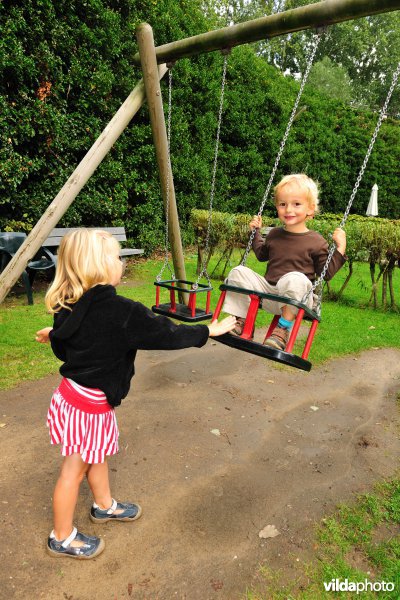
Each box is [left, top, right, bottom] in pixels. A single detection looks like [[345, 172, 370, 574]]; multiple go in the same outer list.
[[90, 498, 142, 523], [47, 527, 105, 559]]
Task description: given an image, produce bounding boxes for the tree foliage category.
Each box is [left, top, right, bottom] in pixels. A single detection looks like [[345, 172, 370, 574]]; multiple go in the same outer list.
[[307, 57, 353, 104], [1, 0, 400, 254], [192, 208, 400, 309], [203, 0, 400, 112]]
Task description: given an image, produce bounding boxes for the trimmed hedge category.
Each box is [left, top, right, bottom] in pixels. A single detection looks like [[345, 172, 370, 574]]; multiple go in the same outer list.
[[191, 208, 400, 309]]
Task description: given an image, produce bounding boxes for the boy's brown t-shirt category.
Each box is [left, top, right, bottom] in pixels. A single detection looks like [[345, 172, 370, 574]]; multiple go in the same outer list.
[[252, 227, 346, 284]]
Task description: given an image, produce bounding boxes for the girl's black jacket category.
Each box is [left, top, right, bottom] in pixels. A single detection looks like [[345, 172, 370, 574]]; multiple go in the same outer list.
[[49, 285, 209, 407]]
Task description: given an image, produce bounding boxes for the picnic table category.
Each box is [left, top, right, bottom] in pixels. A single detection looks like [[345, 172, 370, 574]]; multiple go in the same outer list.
[[0, 227, 143, 304]]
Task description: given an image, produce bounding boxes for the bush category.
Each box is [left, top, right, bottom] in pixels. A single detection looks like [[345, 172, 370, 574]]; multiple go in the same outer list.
[[191, 208, 400, 308]]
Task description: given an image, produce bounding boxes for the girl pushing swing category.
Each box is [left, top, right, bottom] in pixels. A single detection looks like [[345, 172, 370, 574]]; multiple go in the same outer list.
[[36, 228, 235, 559]]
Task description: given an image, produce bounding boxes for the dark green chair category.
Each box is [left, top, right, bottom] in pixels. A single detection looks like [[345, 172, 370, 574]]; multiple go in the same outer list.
[[0, 232, 56, 304]]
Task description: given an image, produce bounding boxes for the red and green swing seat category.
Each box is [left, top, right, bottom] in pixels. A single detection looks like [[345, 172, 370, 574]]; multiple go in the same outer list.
[[212, 283, 321, 371], [152, 279, 213, 323]]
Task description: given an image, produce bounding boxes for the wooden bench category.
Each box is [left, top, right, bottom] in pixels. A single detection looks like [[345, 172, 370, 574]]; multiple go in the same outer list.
[[43, 227, 144, 257]]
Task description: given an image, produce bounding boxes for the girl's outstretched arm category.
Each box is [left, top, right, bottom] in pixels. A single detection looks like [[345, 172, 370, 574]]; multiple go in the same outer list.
[[208, 315, 237, 337]]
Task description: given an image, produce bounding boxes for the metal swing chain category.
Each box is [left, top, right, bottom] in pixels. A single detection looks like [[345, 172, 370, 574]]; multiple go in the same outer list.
[[194, 51, 229, 288], [241, 32, 323, 266], [156, 66, 175, 282], [306, 60, 400, 312]]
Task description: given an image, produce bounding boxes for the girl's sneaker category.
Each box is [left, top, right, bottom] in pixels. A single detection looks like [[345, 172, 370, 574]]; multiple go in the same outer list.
[[90, 499, 142, 523], [47, 527, 105, 559]]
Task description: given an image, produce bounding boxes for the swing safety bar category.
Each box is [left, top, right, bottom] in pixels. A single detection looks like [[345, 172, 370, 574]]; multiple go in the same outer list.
[[153, 279, 213, 322], [212, 284, 321, 371]]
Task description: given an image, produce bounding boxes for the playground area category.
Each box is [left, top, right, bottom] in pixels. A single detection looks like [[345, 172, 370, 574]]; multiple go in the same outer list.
[[1, 1, 399, 598], [1, 338, 399, 599]]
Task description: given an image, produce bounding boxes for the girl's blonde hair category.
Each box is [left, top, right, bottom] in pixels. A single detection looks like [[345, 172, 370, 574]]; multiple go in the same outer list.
[[45, 228, 121, 313], [274, 173, 320, 214]]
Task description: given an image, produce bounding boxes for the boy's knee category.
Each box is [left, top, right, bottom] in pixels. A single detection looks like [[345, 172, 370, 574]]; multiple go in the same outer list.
[[226, 265, 250, 283], [277, 273, 312, 305]]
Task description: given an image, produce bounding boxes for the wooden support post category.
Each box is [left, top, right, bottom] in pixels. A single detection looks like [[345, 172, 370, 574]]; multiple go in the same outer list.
[[0, 66, 167, 304], [136, 23, 187, 298], [133, 0, 400, 65]]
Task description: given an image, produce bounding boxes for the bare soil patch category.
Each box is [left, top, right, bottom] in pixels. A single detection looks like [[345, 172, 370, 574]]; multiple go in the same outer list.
[[1, 343, 399, 599]]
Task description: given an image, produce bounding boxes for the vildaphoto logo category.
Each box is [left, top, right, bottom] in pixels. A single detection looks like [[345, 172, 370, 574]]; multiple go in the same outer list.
[[323, 579, 395, 594]]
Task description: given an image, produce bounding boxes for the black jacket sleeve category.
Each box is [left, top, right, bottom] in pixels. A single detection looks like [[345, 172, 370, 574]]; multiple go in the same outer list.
[[49, 312, 68, 361], [123, 301, 209, 351]]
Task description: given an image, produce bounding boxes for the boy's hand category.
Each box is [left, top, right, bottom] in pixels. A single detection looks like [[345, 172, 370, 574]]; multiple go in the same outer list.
[[208, 315, 237, 337], [332, 227, 346, 255], [249, 215, 262, 230], [35, 327, 53, 343]]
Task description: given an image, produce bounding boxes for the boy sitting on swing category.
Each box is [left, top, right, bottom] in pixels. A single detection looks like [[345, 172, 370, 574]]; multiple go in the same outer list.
[[223, 173, 347, 350]]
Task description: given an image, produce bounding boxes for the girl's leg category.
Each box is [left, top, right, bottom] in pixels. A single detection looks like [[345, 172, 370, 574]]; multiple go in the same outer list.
[[86, 460, 113, 509], [53, 453, 89, 540], [87, 460, 142, 520]]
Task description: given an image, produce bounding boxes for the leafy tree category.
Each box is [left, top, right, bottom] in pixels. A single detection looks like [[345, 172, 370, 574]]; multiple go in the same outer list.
[[203, 0, 400, 112], [307, 57, 353, 104], [1, 0, 400, 254], [0, 0, 219, 250]]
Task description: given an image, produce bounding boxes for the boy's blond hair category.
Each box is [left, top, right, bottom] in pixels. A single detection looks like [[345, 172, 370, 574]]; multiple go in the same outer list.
[[274, 174, 320, 214], [45, 228, 121, 313]]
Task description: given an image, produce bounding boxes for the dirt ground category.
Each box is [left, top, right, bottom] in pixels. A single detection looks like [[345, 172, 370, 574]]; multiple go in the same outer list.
[[1, 337, 399, 600]]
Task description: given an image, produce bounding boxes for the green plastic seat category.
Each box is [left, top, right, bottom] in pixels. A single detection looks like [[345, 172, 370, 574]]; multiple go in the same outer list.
[[0, 232, 56, 304]]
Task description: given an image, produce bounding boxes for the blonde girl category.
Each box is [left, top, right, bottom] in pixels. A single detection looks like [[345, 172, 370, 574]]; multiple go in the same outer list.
[[36, 228, 235, 559]]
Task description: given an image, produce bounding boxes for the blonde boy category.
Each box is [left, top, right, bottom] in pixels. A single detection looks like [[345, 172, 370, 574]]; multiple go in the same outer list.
[[223, 174, 347, 350]]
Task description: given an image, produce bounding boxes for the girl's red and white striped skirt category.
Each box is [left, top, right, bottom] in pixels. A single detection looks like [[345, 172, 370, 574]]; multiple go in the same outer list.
[[47, 378, 119, 464]]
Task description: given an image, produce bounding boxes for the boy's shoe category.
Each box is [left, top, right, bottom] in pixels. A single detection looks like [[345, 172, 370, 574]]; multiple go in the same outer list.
[[90, 499, 142, 523], [263, 326, 289, 351], [47, 527, 105, 559], [230, 317, 254, 340], [231, 316, 246, 336]]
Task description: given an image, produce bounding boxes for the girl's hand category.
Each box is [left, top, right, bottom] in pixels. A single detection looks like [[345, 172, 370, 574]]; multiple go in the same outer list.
[[249, 215, 262, 230], [208, 315, 237, 337], [35, 327, 53, 343], [332, 227, 346, 255]]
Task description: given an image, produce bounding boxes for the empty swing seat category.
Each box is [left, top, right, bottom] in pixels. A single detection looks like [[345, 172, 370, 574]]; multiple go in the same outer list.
[[212, 283, 321, 371], [152, 279, 213, 322]]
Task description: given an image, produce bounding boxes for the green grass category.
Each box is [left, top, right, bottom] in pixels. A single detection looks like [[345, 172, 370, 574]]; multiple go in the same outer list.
[[1, 251, 399, 390], [246, 479, 400, 599]]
